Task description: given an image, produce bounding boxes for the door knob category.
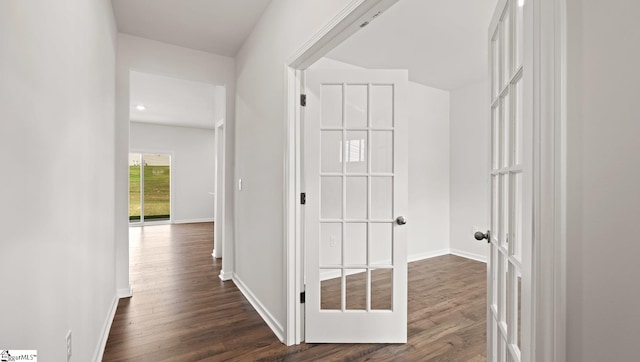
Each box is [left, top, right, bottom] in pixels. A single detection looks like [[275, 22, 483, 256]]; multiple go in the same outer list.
[[474, 230, 491, 243], [396, 216, 407, 225]]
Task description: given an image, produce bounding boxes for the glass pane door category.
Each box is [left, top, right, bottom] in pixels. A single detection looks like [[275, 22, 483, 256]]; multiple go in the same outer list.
[[129, 153, 171, 223], [129, 153, 142, 222], [143, 154, 171, 221]]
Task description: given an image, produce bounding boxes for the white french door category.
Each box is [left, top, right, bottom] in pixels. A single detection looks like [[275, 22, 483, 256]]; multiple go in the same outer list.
[[303, 69, 408, 343], [486, 0, 533, 360]]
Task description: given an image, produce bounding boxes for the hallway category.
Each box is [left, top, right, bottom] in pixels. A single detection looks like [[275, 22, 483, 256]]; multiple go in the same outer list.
[[103, 223, 486, 361]]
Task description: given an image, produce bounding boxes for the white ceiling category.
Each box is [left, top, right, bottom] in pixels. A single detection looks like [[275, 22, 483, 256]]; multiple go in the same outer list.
[[111, 0, 272, 56], [130, 71, 219, 129], [327, 0, 498, 90]]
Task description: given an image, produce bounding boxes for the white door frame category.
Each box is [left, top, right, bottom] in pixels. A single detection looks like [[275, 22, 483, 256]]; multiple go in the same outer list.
[[213, 120, 225, 259], [282, 0, 567, 357]]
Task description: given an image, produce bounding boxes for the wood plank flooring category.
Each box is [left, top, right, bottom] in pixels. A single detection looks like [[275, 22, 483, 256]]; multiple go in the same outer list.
[[103, 223, 486, 361]]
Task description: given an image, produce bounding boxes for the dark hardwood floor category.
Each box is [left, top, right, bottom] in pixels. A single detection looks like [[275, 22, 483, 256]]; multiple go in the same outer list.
[[103, 223, 486, 361]]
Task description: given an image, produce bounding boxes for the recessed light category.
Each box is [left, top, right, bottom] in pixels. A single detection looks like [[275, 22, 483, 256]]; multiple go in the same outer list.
[[136, 105, 146, 111]]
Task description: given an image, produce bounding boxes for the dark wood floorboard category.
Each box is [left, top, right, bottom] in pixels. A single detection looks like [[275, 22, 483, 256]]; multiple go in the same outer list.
[[103, 223, 486, 361]]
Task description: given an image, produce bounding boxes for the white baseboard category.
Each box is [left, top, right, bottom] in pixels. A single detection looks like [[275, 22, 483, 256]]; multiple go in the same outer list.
[[232, 273, 285, 342], [212, 248, 222, 259], [449, 248, 487, 263], [117, 286, 133, 298], [172, 218, 214, 224], [219, 270, 233, 281], [408, 249, 451, 263], [92, 295, 118, 362]]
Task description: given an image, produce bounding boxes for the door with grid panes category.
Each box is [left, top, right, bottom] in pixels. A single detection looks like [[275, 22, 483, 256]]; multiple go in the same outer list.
[[304, 69, 408, 343], [487, 0, 532, 360]]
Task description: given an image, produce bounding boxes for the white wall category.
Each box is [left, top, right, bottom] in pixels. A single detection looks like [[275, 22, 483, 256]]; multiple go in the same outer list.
[[129, 122, 215, 223], [0, 0, 117, 360], [407, 82, 450, 258], [449, 81, 490, 261], [311, 58, 451, 260], [116, 34, 236, 294], [566, 1, 640, 360], [234, 0, 357, 336]]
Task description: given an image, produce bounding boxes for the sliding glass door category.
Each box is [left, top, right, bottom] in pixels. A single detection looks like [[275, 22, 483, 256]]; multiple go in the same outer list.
[[129, 153, 171, 223]]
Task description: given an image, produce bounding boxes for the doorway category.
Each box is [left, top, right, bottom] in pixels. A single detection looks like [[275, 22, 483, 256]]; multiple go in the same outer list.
[[129, 152, 172, 224], [284, 0, 565, 358]]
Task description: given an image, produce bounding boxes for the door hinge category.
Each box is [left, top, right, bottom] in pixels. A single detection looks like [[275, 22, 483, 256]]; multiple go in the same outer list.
[[300, 192, 306, 205], [300, 94, 307, 107], [300, 291, 306, 303]]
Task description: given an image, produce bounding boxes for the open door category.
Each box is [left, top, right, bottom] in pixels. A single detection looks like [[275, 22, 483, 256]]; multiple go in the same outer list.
[[303, 69, 408, 343], [483, 0, 533, 360]]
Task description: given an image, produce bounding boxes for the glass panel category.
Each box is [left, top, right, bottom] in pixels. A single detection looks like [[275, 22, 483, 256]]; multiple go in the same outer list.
[[321, 84, 343, 128], [143, 154, 170, 221], [345, 269, 367, 310], [492, 33, 501, 98], [501, 92, 511, 168], [492, 316, 499, 362], [492, 106, 500, 170], [371, 177, 393, 220], [513, 79, 523, 166], [320, 270, 342, 310], [320, 223, 342, 266], [511, 172, 522, 260], [499, 252, 508, 324], [344, 223, 367, 265], [502, 7, 511, 85], [371, 85, 393, 128], [501, 173, 510, 246], [345, 85, 368, 128], [492, 246, 499, 307], [499, 335, 507, 362], [345, 131, 367, 173], [321, 176, 342, 219], [371, 268, 392, 310], [370, 223, 392, 265], [321, 131, 343, 173], [509, 262, 522, 353], [345, 177, 367, 220], [371, 131, 393, 173], [517, 270, 522, 349], [515, 0, 524, 69], [492, 175, 499, 240], [129, 153, 141, 222]]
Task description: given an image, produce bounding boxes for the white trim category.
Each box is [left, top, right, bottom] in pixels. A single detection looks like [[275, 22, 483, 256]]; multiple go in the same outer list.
[[407, 249, 450, 263], [92, 295, 118, 362], [219, 270, 233, 281], [449, 249, 488, 263], [172, 218, 215, 224], [214, 121, 228, 270], [284, 0, 402, 346], [531, 0, 567, 360], [232, 273, 285, 342], [117, 287, 133, 298]]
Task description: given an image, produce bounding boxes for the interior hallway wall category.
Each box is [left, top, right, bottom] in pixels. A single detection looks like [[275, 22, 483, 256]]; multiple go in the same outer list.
[[129, 122, 215, 223], [0, 0, 118, 360], [115, 33, 236, 295], [234, 0, 356, 338]]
